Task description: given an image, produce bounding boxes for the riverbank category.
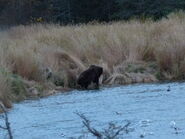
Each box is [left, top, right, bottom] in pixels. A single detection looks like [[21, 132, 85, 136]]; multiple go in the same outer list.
[[0, 12, 185, 109]]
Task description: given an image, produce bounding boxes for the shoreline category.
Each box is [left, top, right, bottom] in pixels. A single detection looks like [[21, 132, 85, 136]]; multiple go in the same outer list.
[[0, 52, 183, 111], [1, 13, 185, 111], [1, 74, 184, 113]]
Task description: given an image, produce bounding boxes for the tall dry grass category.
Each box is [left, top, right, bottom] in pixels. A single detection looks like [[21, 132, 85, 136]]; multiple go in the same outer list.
[[0, 11, 185, 89], [0, 72, 12, 108]]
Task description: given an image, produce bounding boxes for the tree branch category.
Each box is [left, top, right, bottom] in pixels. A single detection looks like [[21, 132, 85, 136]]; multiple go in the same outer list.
[[0, 102, 13, 139]]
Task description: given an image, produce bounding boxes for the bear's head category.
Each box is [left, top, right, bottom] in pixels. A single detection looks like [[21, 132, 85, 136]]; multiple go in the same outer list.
[[89, 65, 103, 77]]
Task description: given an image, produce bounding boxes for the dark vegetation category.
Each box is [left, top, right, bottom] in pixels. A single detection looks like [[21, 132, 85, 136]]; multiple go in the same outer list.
[[0, 0, 185, 25], [76, 112, 133, 139], [0, 103, 13, 139]]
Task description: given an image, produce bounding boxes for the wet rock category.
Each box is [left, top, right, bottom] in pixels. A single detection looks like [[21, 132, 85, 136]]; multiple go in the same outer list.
[[43, 67, 52, 80], [51, 73, 64, 86], [27, 87, 39, 97], [45, 90, 58, 96], [55, 86, 73, 92]]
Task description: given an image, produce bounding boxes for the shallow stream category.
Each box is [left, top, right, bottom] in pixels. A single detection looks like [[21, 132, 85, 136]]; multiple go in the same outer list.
[[1, 82, 185, 139]]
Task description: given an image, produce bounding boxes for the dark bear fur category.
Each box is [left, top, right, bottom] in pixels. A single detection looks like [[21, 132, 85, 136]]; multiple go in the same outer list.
[[77, 65, 103, 89]]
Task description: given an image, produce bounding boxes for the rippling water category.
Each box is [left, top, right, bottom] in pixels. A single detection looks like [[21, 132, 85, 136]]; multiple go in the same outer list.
[[1, 82, 185, 139]]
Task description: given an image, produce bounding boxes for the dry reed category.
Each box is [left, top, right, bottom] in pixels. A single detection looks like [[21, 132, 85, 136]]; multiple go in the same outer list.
[[0, 12, 185, 105]]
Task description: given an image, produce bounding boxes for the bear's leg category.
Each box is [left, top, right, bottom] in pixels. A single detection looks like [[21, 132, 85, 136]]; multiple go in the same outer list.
[[83, 83, 88, 89], [93, 78, 99, 89]]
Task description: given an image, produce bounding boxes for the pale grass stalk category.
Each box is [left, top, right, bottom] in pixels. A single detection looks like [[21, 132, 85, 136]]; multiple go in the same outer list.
[[0, 11, 185, 82], [0, 72, 12, 108]]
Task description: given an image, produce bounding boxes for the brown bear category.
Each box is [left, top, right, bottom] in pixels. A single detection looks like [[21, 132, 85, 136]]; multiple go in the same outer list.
[[77, 65, 103, 89]]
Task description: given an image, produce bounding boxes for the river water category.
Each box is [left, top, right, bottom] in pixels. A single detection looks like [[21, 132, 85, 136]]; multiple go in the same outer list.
[[1, 82, 185, 139]]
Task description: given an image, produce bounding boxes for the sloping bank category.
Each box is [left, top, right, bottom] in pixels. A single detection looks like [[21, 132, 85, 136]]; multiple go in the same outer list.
[[1, 12, 185, 110], [0, 53, 177, 111]]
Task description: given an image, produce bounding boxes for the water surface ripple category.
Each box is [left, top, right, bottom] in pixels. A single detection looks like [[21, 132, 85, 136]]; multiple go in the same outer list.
[[1, 82, 185, 139]]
